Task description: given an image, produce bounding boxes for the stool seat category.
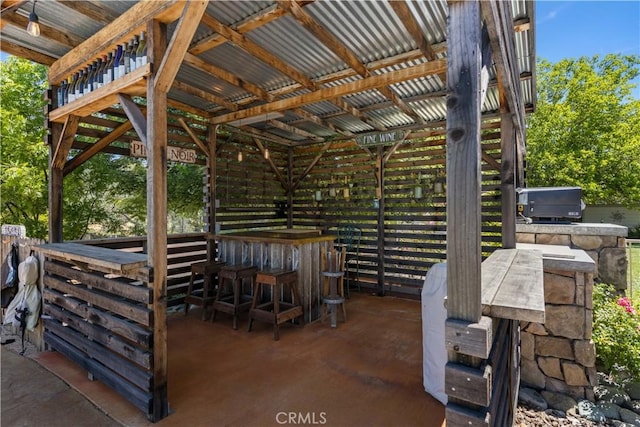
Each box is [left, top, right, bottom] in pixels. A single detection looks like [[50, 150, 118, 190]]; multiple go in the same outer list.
[[212, 264, 258, 330], [321, 247, 347, 327], [248, 269, 303, 340], [184, 261, 226, 320]]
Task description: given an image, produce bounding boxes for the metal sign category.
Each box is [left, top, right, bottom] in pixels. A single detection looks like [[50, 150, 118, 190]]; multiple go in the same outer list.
[[1, 224, 26, 237], [355, 130, 407, 147], [130, 140, 197, 164]]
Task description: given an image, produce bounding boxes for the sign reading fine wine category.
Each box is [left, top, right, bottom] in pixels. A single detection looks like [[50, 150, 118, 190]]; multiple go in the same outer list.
[[130, 140, 197, 164], [355, 130, 407, 147]]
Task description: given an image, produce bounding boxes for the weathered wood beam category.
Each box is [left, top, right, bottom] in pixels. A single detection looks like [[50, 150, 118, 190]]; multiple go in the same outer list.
[[172, 80, 237, 112], [48, 0, 184, 84], [382, 133, 410, 164], [48, 120, 63, 243], [183, 52, 272, 101], [252, 138, 289, 190], [291, 140, 333, 190], [146, 17, 169, 422], [267, 120, 323, 142], [446, 0, 482, 322], [211, 60, 446, 124], [118, 94, 147, 145], [177, 118, 208, 155], [501, 107, 516, 249], [64, 120, 134, 176], [1, 10, 84, 48], [292, 108, 353, 137], [0, 40, 56, 65], [0, 0, 26, 15], [57, 1, 120, 25], [154, 0, 208, 93], [53, 115, 80, 169]]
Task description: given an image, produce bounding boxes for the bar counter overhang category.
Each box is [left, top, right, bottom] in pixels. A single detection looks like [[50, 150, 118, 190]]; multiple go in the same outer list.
[[211, 230, 336, 323]]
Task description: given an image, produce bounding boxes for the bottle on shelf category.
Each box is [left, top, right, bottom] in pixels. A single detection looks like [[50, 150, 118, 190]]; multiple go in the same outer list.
[[114, 45, 123, 80], [68, 74, 76, 103], [117, 43, 126, 79], [103, 51, 113, 85], [136, 31, 147, 68], [124, 40, 133, 75], [130, 35, 139, 72], [63, 76, 71, 105]]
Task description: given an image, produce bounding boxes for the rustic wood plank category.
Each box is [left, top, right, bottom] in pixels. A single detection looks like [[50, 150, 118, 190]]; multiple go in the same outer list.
[[48, 122, 63, 243], [37, 242, 148, 273], [446, 403, 490, 427], [57, 1, 120, 25], [118, 94, 148, 145], [154, 0, 207, 92], [147, 18, 169, 422], [45, 304, 152, 369], [210, 60, 446, 125], [64, 119, 134, 176], [53, 115, 80, 169], [43, 331, 153, 416], [446, 0, 483, 322], [48, 0, 183, 84], [49, 64, 151, 123], [44, 275, 152, 327], [177, 118, 208, 155], [445, 316, 493, 359], [486, 249, 544, 323], [45, 260, 152, 304], [445, 362, 492, 407], [44, 288, 152, 347], [173, 80, 237, 112], [0, 40, 57, 65], [501, 108, 516, 248], [480, 249, 517, 311]]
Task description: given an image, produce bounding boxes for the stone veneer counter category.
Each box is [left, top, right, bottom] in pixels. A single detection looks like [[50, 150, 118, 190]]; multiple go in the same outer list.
[[516, 223, 628, 290]]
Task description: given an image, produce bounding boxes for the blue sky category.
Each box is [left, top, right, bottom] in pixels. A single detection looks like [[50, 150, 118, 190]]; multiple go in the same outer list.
[[536, 0, 640, 97]]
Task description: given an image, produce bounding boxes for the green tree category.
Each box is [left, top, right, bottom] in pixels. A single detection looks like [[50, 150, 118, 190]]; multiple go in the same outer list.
[[1, 56, 204, 239], [526, 54, 640, 207]]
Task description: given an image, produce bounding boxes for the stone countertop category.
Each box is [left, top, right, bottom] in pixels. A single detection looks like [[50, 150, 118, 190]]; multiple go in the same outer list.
[[516, 223, 628, 237], [516, 243, 597, 273]]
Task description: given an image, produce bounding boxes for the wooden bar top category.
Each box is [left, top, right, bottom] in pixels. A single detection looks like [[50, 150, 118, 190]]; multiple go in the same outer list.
[[36, 242, 148, 273], [211, 230, 336, 245]]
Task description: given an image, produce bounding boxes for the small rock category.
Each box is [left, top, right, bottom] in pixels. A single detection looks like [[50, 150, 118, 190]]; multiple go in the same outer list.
[[519, 387, 548, 411], [619, 407, 640, 425], [626, 382, 640, 400], [622, 400, 640, 415], [596, 402, 621, 420], [577, 400, 606, 423], [598, 371, 619, 387], [544, 408, 567, 418], [595, 385, 631, 405], [542, 391, 577, 413]]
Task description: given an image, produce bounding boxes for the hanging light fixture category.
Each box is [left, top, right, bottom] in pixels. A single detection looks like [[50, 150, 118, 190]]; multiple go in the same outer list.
[[237, 151, 243, 162], [27, 1, 40, 37], [264, 148, 270, 160]]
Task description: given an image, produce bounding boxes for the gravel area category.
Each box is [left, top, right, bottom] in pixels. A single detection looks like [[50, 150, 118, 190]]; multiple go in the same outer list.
[[515, 404, 602, 426]]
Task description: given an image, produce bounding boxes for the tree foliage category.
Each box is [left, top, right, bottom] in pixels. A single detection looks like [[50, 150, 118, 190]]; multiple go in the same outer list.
[[526, 54, 640, 207], [1, 56, 205, 240]]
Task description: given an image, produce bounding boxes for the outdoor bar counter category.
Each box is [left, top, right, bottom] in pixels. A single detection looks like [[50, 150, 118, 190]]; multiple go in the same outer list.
[[212, 230, 336, 323]]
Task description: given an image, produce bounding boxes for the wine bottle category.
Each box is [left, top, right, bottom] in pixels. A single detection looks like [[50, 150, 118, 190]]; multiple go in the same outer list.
[[136, 31, 147, 68], [77, 69, 86, 98], [68, 74, 76, 103], [56, 81, 64, 107], [117, 44, 126, 78], [124, 40, 132, 75], [63, 77, 71, 105], [130, 35, 139, 72], [103, 52, 113, 85]]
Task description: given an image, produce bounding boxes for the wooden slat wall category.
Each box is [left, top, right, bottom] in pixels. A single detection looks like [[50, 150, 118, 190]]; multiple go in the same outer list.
[[81, 233, 209, 305], [210, 128, 504, 297], [42, 257, 154, 416]]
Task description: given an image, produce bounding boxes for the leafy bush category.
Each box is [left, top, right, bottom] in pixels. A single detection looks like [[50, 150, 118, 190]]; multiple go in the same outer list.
[[593, 283, 640, 382], [628, 224, 640, 239]]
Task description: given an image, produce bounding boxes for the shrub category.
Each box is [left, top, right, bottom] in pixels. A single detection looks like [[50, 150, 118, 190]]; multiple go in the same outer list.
[[592, 283, 640, 382]]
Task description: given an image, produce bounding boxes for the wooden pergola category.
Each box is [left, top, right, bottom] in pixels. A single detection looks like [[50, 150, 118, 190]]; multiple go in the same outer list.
[[1, 1, 537, 424]]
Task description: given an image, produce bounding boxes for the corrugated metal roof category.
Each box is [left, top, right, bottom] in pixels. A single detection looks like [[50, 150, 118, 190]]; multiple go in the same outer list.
[[1, 0, 536, 145]]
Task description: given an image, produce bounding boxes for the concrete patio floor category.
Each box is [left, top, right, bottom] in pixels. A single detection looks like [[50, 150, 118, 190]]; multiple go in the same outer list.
[[29, 293, 444, 426]]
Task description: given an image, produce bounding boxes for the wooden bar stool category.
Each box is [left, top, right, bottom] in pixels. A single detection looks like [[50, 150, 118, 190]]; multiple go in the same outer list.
[[212, 264, 258, 330], [184, 261, 226, 320], [321, 247, 347, 327], [247, 269, 303, 340]]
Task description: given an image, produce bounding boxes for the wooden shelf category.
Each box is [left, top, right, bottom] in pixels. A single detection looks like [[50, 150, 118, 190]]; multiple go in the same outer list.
[[481, 248, 545, 323], [49, 64, 151, 123], [37, 242, 148, 274]]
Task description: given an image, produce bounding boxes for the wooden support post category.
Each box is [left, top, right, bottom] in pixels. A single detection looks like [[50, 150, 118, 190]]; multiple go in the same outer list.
[[446, 0, 483, 323], [287, 147, 293, 228], [501, 108, 516, 249], [376, 145, 385, 296], [49, 122, 64, 243], [207, 125, 217, 258], [147, 18, 169, 422]]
